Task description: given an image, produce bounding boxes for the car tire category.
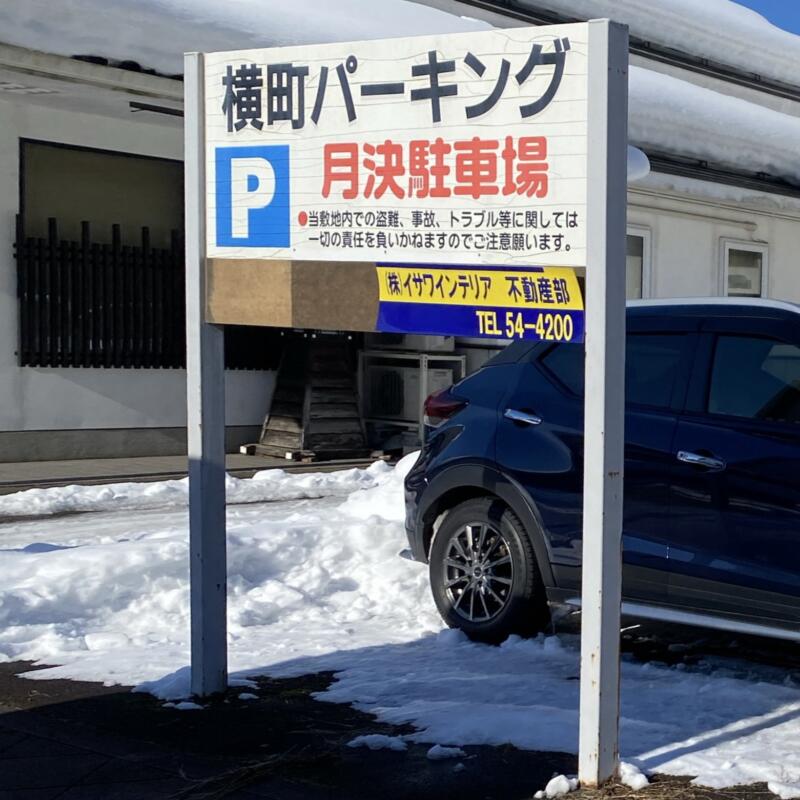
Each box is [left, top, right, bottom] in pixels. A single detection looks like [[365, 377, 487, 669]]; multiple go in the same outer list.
[[429, 497, 549, 643]]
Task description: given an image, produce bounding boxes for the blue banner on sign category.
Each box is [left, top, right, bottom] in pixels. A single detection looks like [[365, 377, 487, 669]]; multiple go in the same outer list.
[[377, 302, 585, 343]]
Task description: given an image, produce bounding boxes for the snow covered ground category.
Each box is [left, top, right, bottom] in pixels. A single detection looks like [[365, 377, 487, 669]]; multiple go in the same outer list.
[[0, 461, 391, 518], [3, 457, 800, 796]]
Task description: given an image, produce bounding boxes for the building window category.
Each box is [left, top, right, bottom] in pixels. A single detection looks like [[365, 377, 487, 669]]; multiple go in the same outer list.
[[16, 140, 281, 370], [721, 240, 768, 298], [626, 227, 651, 299]]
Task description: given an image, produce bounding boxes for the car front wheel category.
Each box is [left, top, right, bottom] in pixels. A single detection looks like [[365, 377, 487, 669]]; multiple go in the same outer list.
[[429, 497, 549, 643]]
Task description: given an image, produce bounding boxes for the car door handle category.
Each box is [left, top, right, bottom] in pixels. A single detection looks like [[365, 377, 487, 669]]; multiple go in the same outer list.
[[677, 450, 726, 471], [504, 408, 542, 426]]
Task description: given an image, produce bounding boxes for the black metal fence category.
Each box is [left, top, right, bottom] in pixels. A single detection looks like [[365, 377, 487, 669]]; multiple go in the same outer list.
[[14, 216, 281, 370]]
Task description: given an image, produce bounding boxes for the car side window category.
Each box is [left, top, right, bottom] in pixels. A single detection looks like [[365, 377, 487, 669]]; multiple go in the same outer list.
[[540, 333, 685, 409], [708, 335, 800, 423], [540, 343, 584, 395], [625, 334, 685, 409]]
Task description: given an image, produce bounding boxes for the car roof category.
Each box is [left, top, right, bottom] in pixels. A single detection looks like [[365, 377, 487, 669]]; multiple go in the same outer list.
[[486, 298, 800, 367], [627, 297, 800, 319]]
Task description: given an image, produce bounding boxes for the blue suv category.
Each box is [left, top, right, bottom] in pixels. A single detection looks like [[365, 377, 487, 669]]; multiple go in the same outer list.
[[404, 299, 800, 643]]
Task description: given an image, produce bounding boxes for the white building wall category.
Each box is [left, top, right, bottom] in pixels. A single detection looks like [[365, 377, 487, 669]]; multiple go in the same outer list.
[[0, 96, 274, 444], [628, 183, 800, 302]]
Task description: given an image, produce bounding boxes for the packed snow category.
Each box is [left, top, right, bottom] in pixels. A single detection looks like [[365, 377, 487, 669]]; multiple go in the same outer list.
[[173, 700, 204, 711], [3, 456, 800, 795], [627, 146, 650, 183]]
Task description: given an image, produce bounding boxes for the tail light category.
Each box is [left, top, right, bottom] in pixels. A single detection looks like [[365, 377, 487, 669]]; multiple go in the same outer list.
[[424, 387, 468, 428]]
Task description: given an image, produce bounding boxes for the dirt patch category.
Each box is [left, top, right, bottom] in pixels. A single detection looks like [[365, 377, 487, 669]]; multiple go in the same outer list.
[[574, 773, 776, 800]]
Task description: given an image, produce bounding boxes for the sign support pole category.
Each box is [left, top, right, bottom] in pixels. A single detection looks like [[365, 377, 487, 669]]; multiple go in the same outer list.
[[578, 20, 629, 786], [185, 52, 228, 697]]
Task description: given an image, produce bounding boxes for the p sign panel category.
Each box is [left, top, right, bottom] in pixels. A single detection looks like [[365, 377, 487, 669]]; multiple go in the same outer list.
[[215, 145, 290, 247]]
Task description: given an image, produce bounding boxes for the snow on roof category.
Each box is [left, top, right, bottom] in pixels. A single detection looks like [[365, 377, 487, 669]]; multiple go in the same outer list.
[[630, 65, 800, 185], [0, 0, 487, 76], [520, 0, 800, 88], [0, 0, 798, 186]]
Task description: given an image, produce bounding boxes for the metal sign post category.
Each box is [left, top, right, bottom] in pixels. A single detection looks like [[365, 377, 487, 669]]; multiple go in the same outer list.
[[578, 20, 629, 787], [185, 51, 228, 697]]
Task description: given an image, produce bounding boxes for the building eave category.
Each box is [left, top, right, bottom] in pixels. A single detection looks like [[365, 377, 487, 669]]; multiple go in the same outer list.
[[0, 42, 182, 103]]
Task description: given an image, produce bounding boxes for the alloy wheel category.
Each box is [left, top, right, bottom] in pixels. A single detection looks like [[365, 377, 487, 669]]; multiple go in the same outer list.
[[443, 522, 514, 622]]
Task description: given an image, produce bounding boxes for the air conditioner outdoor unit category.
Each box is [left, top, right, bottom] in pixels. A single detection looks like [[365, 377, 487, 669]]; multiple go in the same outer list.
[[364, 333, 455, 352], [364, 366, 453, 421]]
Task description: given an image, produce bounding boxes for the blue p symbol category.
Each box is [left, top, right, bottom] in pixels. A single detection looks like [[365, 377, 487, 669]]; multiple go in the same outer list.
[[215, 145, 290, 248]]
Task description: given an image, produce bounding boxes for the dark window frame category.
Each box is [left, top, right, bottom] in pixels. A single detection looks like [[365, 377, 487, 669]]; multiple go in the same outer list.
[[18, 138, 183, 236], [15, 140, 283, 371]]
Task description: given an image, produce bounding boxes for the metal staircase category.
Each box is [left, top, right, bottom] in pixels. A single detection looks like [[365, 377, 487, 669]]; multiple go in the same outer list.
[[256, 336, 370, 460]]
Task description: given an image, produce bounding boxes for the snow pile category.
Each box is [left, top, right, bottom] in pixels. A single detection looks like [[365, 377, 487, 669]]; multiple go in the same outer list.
[[348, 734, 408, 752], [427, 744, 467, 760], [0, 462, 392, 518], [0, 0, 486, 75], [173, 700, 203, 711], [5, 455, 800, 794], [336, 455, 408, 522], [536, 774, 579, 798], [620, 762, 650, 791], [0, 453, 437, 691], [519, 0, 800, 89]]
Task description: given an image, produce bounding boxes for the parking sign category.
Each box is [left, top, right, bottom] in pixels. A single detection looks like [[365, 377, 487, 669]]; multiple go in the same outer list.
[[204, 26, 589, 267], [214, 145, 290, 247]]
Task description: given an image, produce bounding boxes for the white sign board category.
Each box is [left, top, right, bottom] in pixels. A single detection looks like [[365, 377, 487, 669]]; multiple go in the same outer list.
[[204, 25, 589, 266]]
